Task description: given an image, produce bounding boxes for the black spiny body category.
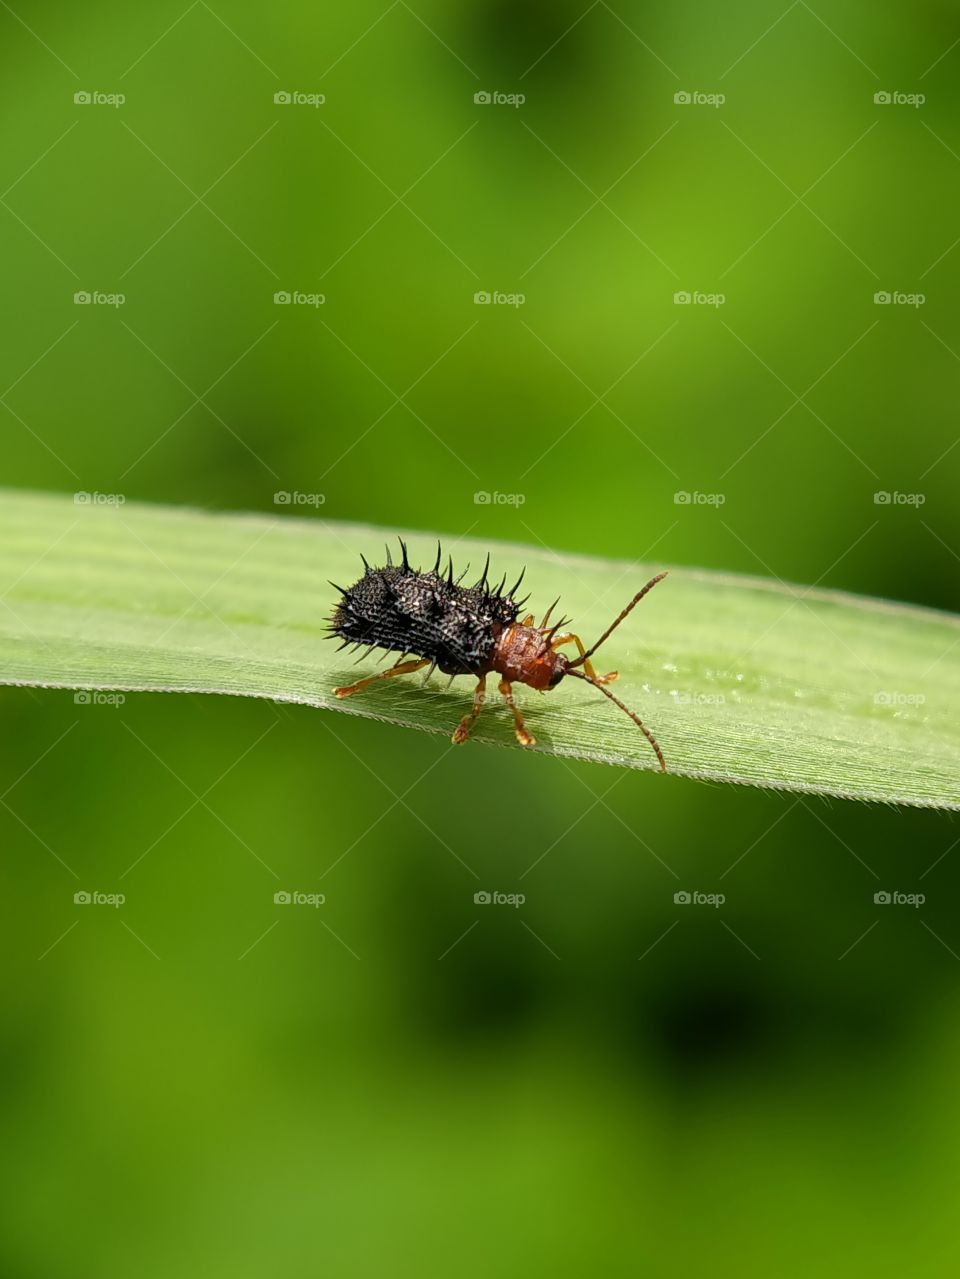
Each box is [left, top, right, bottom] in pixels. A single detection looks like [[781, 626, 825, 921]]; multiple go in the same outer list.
[[330, 541, 526, 677], [329, 538, 669, 770]]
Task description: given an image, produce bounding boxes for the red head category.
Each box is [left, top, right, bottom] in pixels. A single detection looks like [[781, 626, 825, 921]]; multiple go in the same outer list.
[[489, 572, 669, 770]]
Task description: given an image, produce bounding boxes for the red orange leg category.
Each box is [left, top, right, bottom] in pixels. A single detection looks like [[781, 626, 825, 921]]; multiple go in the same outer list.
[[498, 678, 535, 747], [452, 674, 487, 744], [549, 632, 618, 684], [334, 658, 429, 699]]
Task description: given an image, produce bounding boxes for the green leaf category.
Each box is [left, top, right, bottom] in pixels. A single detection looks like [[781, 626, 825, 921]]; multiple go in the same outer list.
[[1, 489, 957, 809]]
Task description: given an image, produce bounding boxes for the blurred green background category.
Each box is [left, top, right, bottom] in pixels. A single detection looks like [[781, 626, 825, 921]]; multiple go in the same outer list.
[[2, 1, 960, 1274]]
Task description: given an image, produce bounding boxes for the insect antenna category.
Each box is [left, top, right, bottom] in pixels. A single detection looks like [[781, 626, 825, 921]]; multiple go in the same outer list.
[[566, 668, 665, 772], [567, 572, 668, 669]]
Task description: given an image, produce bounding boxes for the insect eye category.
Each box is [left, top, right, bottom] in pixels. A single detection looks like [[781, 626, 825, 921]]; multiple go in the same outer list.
[[548, 667, 565, 688]]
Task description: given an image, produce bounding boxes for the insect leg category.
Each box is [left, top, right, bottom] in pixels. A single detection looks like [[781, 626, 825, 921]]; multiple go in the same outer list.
[[498, 679, 535, 747], [451, 675, 487, 745], [548, 633, 618, 684], [334, 658, 429, 699]]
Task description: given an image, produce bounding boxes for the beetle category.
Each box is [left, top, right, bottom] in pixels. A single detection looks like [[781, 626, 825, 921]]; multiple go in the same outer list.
[[329, 541, 667, 770]]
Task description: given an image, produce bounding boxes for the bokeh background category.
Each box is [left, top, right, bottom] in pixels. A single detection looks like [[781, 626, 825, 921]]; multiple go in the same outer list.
[[2, 1, 960, 1274]]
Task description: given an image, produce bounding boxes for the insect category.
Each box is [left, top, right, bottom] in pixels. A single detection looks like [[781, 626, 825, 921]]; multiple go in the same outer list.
[[328, 541, 668, 770]]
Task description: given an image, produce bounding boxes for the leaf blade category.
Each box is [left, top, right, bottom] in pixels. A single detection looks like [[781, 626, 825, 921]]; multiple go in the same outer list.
[[1, 489, 958, 808]]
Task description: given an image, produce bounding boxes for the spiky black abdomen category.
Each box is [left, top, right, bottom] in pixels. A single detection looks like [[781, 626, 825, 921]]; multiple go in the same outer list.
[[330, 543, 525, 676]]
